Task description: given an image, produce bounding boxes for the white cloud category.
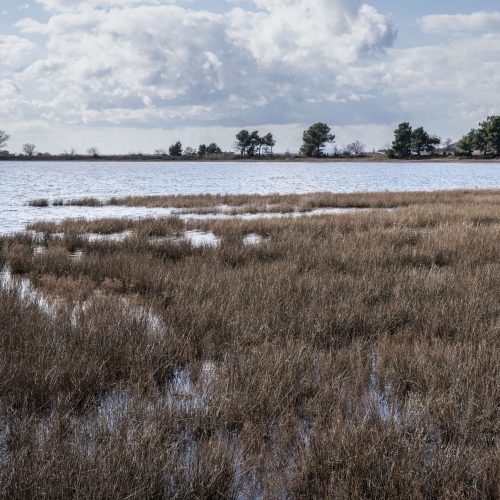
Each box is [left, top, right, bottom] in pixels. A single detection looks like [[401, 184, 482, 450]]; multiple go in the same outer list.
[[374, 33, 500, 130], [36, 0, 178, 11], [229, 0, 396, 67], [0, 80, 21, 99], [6, 2, 500, 153], [10, 0, 395, 130], [17, 5, 258, 126], [420, 11, 500, 34], [0, 35, 35, 66]]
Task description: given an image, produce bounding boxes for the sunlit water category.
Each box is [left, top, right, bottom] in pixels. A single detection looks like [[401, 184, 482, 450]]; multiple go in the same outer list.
[[1, 161, 499, 234]]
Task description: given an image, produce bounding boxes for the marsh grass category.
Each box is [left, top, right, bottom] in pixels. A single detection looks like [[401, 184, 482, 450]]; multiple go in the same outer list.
[[1, 190, 499, 498], [64, 197, 103, 207], [28, 198, 49, 207], [59, 189, 500, 212]]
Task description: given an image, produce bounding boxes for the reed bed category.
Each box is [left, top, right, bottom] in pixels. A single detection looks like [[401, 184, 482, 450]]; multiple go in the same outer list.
[[28, 198, 49, 207], [64, 197, 104, 207], [37, 189, 500, 213], [1, 190, 499, 498]]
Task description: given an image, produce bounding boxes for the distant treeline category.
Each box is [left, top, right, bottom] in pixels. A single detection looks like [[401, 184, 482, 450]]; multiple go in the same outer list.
[[0, 124, 365, 159], [1, 117, 500, 159], [388, 116, 500, 158]]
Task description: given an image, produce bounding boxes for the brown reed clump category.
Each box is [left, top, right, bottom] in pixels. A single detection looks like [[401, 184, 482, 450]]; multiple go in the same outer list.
[[28, 215, 186, 236], [0, 189, 499, 499], [28, 198, 49, 207], [61, 188, 500, 212], [65, 197, 103, 207]]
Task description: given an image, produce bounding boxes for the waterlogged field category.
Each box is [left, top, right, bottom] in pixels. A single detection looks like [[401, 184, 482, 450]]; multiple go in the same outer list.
[[0, 190, 499, 498]]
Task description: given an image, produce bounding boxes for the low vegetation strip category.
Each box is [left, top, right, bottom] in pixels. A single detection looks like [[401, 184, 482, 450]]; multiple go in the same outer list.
[[1, 190, 499, 498], [30, 189, 500, 212]]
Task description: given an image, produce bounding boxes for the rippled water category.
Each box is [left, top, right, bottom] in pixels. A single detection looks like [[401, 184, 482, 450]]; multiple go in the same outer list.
[[1, 161, 499, 234]]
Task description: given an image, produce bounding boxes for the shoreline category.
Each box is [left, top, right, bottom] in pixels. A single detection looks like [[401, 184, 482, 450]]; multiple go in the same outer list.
[[2, 155, 500, 163]]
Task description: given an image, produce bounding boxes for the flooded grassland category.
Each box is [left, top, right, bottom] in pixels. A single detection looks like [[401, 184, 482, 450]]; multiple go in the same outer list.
[[0, 190, 499, 498]]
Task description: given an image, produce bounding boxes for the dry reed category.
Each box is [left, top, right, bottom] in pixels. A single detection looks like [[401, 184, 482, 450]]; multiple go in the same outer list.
[[1, 189, 499, 498]]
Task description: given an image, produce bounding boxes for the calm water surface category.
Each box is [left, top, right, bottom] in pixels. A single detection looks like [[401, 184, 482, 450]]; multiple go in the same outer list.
[[1, 161, 499, 234]]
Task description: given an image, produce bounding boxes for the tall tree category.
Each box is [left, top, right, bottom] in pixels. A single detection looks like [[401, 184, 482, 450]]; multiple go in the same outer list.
[[481, 115, 500, 156], [411, 127, 429, 156], [261, 133, 276, 155], [425, 134, 441, 154], [458, 127, 485, 156], [235, 130, 251, 156], [198, 144, 208, 157], [344, 140, 365, 156], [22, 143, 36, 156], [206, 143, 222, 154], [169, 141, 183, 157], [300, 123, 335, 157], [248, 131, 261, 157], [473, 127, 488, 156], [457, 130, 476, 155], [390, 122, 413, 158], [0, 130, 9, 149]]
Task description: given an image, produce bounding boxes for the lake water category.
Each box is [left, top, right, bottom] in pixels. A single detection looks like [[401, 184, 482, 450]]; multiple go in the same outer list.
[[1, 161, 499, 235]]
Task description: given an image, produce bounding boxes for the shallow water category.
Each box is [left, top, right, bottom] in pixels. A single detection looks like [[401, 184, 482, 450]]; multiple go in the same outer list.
[[182, 230, 220, 247], [86, 231, 133, 242], [243, 233, 264, 245], [1, 161, 499, 234], [0, 267, 52, 313], [149, 230, 220, 247], [367, 352, 399, 422], [166, 361, 219, 414]]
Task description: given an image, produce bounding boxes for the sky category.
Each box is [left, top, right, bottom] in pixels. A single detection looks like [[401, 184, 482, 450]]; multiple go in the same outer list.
[[1, 0, 500, 154]]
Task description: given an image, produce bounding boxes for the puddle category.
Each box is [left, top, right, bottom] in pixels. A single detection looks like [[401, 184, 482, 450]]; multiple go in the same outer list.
[[150, 230, 220, 248], [75, 229, 221, 247], [243, 233, 264, 245], [69, 250, 83, 262], [366, 352, 401, 422], [0, 267, 52, 314], [32, 242, 81, 261], [123, 299, 166, 336], [166, 361, 219, 413], [184, 230, 220, 247], [0, 420, 8, 464], [34, 245, 46, 255], [181, 207, 370, 222], [96, 389, 131, 431], [28, 231, 64, 240], [86, 231, 133, 242], [300, 416, 313, 449], [308, 207, 371, 216], [73, 388, 134, 457]]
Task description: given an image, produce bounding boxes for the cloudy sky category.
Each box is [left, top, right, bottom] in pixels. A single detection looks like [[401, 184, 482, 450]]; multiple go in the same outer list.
[[1, 0, 500, 153]]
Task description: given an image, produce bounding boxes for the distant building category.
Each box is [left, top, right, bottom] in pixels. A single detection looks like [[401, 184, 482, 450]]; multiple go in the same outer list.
[[435, 142, 457, 155], [0, 150, 10, 156]]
